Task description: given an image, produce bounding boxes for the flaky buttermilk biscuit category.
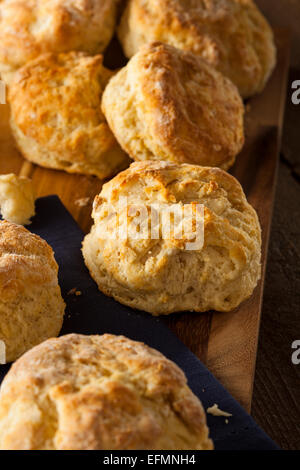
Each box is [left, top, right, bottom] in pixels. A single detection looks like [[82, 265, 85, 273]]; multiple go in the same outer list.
[[0, 334, 213, 450], [0, 221, 65, 362], [102, 42, 244, 171], [82, 161, 261, 315], [118, 0, 276, 98], [0, 0, 119, 83], [9, 52, 130, 178]]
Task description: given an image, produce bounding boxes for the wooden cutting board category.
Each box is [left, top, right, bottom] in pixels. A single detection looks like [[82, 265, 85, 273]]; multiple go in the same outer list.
[[0, 29, 290, 412]]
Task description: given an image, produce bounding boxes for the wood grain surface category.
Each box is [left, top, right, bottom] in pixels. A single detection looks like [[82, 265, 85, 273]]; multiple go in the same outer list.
[[0, 30, 289, 413], [250, 0, 300, 449]]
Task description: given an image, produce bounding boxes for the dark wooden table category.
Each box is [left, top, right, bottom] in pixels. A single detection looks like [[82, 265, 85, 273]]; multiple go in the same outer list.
[[252, 0, 300, 451]]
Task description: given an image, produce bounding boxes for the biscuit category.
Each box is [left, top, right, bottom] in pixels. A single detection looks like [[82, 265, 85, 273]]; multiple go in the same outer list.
[[0, 174, 35, 225], [0, 221, 65, 362], [102, 42, 244, 170], [118, 0, 276, 98], [8, 52, 130, 179], [82, 161, 261, 315], [0, 333, 213, 450], [0, 0, 119, 83]]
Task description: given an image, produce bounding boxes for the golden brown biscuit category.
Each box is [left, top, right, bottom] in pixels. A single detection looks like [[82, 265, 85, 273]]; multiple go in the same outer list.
[[118, 0, 276, 98], [0, 221, 65, 362], [102, 42, 244, 170], [8, 52, 130, 178], [0, 333, 213, 450], [0, 0, 119, 83], [82, 161, 261, 315], [0, 174, 35, 225]]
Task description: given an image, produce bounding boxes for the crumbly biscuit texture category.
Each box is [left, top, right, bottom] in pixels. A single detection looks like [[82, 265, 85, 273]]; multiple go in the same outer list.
[[0, 221, 65, 362], [0, 334, 213, 450], [118, 0, 276, 98], [102, 42, 244, 170], [83, 161, 261, 315], [0, 0, 119, 82], [0, 174, 35, 225], [8, 51, 130, 178]]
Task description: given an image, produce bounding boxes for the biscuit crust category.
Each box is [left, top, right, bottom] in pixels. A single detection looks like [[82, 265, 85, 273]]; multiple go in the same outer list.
[[9, 52, 130, 178], [102, 42, 244, 170], [0, 0, 119, 82], [0, 334, 213, 450], [0, 221, 65, 362], [83, 161, 261, 315], [118, 0, 276, 98]]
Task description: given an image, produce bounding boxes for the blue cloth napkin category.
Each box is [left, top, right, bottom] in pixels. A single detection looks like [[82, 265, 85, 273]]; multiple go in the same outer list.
[[0, 196, 279, 450]]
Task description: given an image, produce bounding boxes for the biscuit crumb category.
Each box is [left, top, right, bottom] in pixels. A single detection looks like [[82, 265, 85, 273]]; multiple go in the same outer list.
[[75, 197, 90, 208], [207, 404, 232, 418], [67, 288, 82, 296], [0, 174, 35, 225], [68, 288, 76, 295]]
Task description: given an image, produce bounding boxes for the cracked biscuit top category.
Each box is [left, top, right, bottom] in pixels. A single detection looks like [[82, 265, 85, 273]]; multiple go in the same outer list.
[[0, 221, 65, 362], [82, 161, 261, 315], [8, 51, 129, 178], [0, 0, 119, 82], [118, 0, 276, 98], [102, 42, 245, 171], [0, 333, 213, 450]]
